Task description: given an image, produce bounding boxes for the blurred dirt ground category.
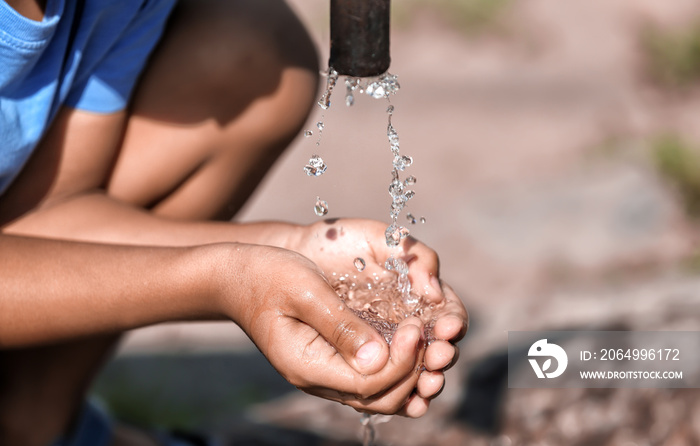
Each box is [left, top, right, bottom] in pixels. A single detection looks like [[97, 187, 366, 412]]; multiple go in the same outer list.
[[94, 1, 700, 444]]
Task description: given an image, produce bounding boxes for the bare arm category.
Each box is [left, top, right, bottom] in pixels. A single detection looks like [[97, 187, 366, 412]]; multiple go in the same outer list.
[[0, 233, 435, 415], [3, 191, 301, 248], [0, 234, 222, 347], [0, 105, 467, 416], [2, 191, 467, 416]]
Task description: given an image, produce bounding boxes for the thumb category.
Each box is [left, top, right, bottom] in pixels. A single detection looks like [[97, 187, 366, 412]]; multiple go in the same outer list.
[[401, 237, 443, 303], [295, 285, 391, 375]]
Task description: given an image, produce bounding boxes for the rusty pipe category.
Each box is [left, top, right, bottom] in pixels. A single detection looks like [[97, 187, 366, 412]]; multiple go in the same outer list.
[[329, 0, 391, 77]]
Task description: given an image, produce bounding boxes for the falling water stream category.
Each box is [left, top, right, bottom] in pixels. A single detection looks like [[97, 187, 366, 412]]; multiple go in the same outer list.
[[303, 67, 437, 445]]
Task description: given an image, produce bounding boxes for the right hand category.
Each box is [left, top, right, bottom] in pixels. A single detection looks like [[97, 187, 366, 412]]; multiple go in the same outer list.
[[217, 244, 426, 415]]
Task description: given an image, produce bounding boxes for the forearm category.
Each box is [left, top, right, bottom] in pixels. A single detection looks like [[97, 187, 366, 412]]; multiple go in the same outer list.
[[0, 234, 231, 347], [2, 191, 303, 249]]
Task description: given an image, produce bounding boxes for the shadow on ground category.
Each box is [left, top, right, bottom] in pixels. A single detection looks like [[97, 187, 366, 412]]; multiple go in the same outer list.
[[92, 351, 365, 445]]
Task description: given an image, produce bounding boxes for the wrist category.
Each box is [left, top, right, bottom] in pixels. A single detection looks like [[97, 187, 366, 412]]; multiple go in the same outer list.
[[203, 242, 281, 327]]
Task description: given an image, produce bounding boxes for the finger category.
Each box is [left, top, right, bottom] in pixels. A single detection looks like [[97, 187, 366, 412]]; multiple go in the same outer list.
[[398, 393, 430, 418], [304, 323, 422, 414], [424, 340, 456, 372], [321, 355, 422, 415], [299, 317, 422, 400], [369, 317, 423, 396], [400, 236, 443, 303], [432, 283, 469, 342], [291, 281, 391, 375], [416, 370, 445, 399], [444, 344, 460, 372]]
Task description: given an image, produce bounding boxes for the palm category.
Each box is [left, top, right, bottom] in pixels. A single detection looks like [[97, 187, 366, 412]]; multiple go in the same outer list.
[[296, 218, 443, 304]]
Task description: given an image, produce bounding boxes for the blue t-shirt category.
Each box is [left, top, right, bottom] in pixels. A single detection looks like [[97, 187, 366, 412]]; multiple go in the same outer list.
[[0, 0, 176, 196]]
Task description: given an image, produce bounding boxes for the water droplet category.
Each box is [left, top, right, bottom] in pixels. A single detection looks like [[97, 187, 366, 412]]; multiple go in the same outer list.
[[318, 68, 339, 110], [405, 190, 415, 200], [385, 223, 401, 247], [420, 216, 426, 224], [392, 196, 406, 209], [314, 197, 328, 216], [386, 105, 394, 115], [338, 304, 345, 311], [354, 257, 366, 271], [318, 95, 330, 110], [304, 155, 327, 177], [346, 77, 360, 90], [381, 73, 401, 95], [399, 226, 410, 239], [393, 154, 413, 171], [304, 130, 313, 137], [345, 78, 359, 107], [316, 121, 324, 131], [405, 175, 416, 186], [406, 213, 417, 224], [388, 180, 404, 198], [387, 124, 400, 154]]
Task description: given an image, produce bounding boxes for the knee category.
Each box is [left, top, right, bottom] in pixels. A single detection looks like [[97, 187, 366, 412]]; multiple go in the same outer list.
[[159, 0, 320, 137]]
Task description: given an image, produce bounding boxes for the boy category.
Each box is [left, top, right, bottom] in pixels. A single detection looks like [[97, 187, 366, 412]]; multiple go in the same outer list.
[[0, 1, 468, 445]]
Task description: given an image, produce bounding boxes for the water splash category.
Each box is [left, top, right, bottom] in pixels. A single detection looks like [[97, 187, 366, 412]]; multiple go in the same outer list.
[[330, 266, 443, 339], [384, 256, 408, 275], [380, 92, 417, 246], [385, 256, 414, 305], [308, 68, 432, 445], [313, 69, 418, 245]]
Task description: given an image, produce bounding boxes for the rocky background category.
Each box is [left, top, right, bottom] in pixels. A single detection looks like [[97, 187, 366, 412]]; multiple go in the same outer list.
[[93, 1, 700, 444]]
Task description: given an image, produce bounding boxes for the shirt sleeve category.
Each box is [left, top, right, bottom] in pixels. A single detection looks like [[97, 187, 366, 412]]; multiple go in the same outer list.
[[64, 0, 176, 113]]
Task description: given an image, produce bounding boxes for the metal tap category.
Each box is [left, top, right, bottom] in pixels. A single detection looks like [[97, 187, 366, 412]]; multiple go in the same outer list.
[[329, 0, 391, 77]]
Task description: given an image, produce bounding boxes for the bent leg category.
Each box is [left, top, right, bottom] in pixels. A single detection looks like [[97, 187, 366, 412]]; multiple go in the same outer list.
[[0, 1, 319, 445], [108, 0, 320, 221]]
